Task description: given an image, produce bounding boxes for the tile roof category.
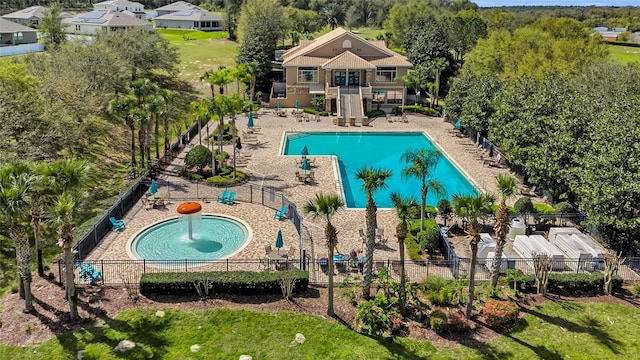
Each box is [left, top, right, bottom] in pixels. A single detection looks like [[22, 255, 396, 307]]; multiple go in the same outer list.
[[2, 6, 47, 19], [322, 51, 375, 69], [282, 27, 411, 68]]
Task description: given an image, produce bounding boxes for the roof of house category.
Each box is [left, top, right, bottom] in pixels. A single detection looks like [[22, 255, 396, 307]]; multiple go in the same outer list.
[[282, 27, 411, 68], [95, 0, 144, 7], [0, 17, 39, 33], [155, 1, 201, 12], [2, 5, 47, 19], [64, 10, 148, 27], [598, 31, 620, 38], [154, 9, 222, 22]]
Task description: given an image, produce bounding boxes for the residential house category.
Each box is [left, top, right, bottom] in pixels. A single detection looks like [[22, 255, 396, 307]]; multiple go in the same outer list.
[[2, 5, 71, 27], [93, 0, 147, 20], [155, 1, 201, 16], [63, 10, 152, 35], [276, 27, 412, 117], [0, 18, 38, 45], [153, 9, 223, 31]]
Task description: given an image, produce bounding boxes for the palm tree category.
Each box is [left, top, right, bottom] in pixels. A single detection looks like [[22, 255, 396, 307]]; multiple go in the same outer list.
[[232, 63, 247, 94], [0, 168, 34, 312], [303, 192, 344, 316], [108, 95, 138, 167], [46, 158, 90, 320], [147, 94, 166, 161], [452, 193, 494, 318], [398, 72, 421, 107], [490, 174, 518, 288], [200, 70, 216, 98], [245, 62, 258, 102], [322, 3, 345, 30], [203, 66, 233, 97], [430, 57, 449, 108], [356, 166, 392, 299], [401, 149, 445, 231], [390, 193, 419, 316], [159, 89, 176, 156]]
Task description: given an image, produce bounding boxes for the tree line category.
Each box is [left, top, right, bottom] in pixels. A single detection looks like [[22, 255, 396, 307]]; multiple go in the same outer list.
[[446, 16, 640, 254]]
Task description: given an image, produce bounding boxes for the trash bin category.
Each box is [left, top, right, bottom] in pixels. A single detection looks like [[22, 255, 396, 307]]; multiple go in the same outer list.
[[507, 218, 526, 240]]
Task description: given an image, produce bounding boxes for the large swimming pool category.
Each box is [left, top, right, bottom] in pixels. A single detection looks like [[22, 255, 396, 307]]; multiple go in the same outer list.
[[283, 132, 477, 208]]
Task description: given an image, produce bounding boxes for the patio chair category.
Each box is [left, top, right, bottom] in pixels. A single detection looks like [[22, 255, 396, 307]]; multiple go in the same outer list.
[[109, 217, 125, 232], [224, 192, 236, 205], [359, 228, 366, 243], [217, 189, 229, 203], [265, 245, 272, 256], [375, 227, 387, 246], [286, 246, 296, 258], [274, 205, 288, 220]]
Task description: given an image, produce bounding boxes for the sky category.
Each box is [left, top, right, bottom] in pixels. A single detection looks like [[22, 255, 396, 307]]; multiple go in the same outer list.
[[477, 0, 640, 6]]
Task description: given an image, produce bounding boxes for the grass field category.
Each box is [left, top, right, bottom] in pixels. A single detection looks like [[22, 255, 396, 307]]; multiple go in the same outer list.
[[1, 301, 639, 359], [607, 44, 640, 64]]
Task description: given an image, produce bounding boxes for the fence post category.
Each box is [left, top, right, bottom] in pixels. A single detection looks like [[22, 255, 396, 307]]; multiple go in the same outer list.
[[58, 259, 62, 284], [226, 259, 229, 272], [185, 259, 188, 273], [101, 260, 104, 284], [143, 259, 146, 274]]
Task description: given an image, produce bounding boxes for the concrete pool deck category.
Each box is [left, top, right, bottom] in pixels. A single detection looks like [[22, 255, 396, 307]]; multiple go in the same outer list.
[[87, 112, 516, 265]]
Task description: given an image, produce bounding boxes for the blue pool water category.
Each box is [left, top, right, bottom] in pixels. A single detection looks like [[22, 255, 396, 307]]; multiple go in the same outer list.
[[283, 132, 477, 208], [130, 215, 249, 260]]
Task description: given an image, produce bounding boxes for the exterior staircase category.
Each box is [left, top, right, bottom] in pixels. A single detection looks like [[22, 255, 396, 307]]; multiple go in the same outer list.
[[339, 93, 363, 124]]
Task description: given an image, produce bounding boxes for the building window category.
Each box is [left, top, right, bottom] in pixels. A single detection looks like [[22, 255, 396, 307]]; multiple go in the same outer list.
[[372, 90, 385, 103], [342, 40, 351, 49], [212, 21, 219, 28], [194, 21, 198, 28], [387, 90, 403, 104], [297, 67, 318, 83], [75, 25, 81, 31], [375, 67, 396, 83]]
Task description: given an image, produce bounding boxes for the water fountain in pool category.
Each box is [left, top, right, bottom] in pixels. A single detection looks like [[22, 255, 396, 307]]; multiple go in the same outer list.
[[176, 201, 202, 240]]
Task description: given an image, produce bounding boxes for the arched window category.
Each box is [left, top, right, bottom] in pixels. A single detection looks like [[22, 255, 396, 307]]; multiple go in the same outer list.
[[342, 40, 351, 49]]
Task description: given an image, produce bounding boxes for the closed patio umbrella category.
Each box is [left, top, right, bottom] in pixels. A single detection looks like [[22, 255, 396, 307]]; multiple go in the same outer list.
[[236, 137, 242, 151], [301, 145, 309, 158], [295, 100, 300, 109], [301, 158, 311, 174], [277, 101, 281, 110], [275, 229, 284, 254], [149, 179, 158, 196], [247, 112, 254, 128], [454, 119, 462, 129]]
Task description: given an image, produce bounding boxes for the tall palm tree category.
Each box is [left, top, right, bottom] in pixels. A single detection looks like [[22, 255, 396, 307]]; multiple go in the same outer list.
[[322, 3, 345, 30], [203, 66, 233, 97], [430, 57, 449, 107], [159, 89, 176, 156], [303, 192, 344, 317], [452, 193, 494, 318], [46, 158, 91, 320], [233, 63, 247, 94], [200, 70, 216, 98], [401, 148, 445, 231], [245, 62, 258, 102], [147, 94, 166, 161], [356, 166, 392, 299], [108, 95, 138, 167], [129, 78, 159, 165], [398, 72, 421, 107], [390, 193, 419, 316], [0, 169, 34, 312], [490, 174, 518, 287]]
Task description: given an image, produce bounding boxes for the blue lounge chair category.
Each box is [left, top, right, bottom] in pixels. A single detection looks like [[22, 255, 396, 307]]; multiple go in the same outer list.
[[78, 262, 102, 285], [217, 189, 229, 203], [109, 217, 125, 231], [224, 192, 236, 205], [274, 205, 287, 220]]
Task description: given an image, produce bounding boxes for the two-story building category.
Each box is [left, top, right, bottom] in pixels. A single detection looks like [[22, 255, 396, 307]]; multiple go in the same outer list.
[[275, 27, 412, 118], [93, 0, 147, 20]]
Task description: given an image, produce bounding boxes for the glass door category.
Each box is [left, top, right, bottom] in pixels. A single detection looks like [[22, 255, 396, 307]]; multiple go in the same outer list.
[[348, 71, 360, 86], [334, 71, 346, 86]]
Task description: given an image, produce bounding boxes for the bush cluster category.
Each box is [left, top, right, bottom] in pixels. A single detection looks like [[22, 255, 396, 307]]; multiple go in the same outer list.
[[429, 309, 469, 333], [355, 293, 402, 336], [207, 168, 248, 186], [420, 277, 465, 307], [521, 272, 622, 295], [303, 108, 330, 116], [365, 109, 386, 118], [403, 105, 440, 117], [482, 299, 520, 328], [140, 270, 309, 296]]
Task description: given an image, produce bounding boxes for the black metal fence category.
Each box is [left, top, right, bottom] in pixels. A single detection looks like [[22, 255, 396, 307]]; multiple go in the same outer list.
[[63, 256, 640, 287]]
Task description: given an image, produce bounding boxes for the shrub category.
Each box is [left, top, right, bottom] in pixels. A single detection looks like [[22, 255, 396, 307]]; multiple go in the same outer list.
[[521, 272, 623, 295], [366, 109, 386, 118], [418, 228, 441, 255], [403, 105, 440, 117], [482, 300, 520, 328], [405, 233, 423, 261], [355, 293, 402, 335], [514, 197, 534, 214], [631, 283, 640, 297], [207, 170, 247, 186], [429, 309, 447, 333], [184, 145, 212, 172], [533, 203, 555, 214], [445, 309, 470, 332], [421, 277, 465, 306], [210, 123, 235, 142], [553, 201, 575, 213], [140, 270, 309, 297]]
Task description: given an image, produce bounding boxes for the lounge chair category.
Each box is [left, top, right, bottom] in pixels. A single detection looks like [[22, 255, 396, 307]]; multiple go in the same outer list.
[[217, 189, 229, 203], [224, 192, 236, 205], [375, 227, 387, 246], [274, 205, 288, 220], [359, 228, 366, 243], [109, 217, 125, 231]]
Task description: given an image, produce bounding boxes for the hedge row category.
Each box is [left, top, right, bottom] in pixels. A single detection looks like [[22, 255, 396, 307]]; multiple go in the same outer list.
[[521, 272, 622, 295], [403, 105, 440, 117], [140, 270, 309, 296]]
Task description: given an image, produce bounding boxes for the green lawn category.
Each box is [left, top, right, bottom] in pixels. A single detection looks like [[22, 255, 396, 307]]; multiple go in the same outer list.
[[2, 301, 640, 359], [608, 44, 640, 64], [157, 29, 239, 84]]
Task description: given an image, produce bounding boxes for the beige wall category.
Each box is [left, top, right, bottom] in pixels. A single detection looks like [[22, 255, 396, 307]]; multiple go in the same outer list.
[[306, 35, 388, 59], [269, 94, 315, 108]]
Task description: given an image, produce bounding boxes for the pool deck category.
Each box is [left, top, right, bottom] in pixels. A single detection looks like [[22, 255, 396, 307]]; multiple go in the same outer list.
[[87, 112, 517, 265]]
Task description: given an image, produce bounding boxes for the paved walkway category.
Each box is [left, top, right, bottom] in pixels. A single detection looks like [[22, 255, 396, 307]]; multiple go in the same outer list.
[[88, 111, 524, 269]]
